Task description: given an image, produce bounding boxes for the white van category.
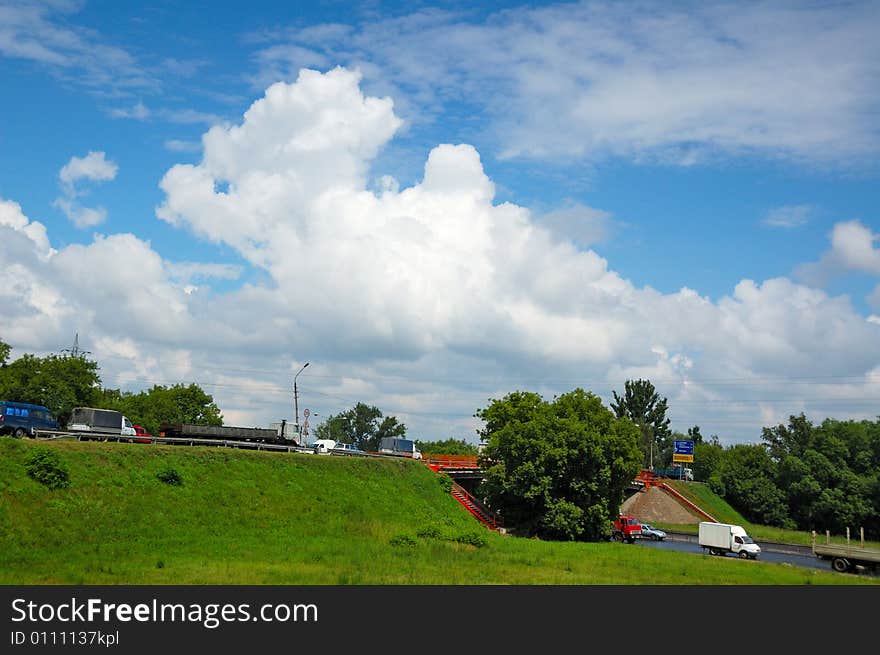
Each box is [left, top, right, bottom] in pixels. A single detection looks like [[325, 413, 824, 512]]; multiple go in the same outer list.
[[698, 522, 761, 559], [312, 439, 336, 454]]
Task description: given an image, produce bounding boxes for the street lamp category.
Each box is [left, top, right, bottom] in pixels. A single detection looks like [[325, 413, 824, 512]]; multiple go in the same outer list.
[[294, 362, 309, 445]]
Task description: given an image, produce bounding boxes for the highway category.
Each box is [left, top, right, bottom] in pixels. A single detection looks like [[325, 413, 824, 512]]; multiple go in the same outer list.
[[634, 532, 879, 576]]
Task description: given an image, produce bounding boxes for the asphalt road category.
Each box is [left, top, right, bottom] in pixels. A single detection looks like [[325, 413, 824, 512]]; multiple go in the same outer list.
[[633, 533, 879, 576]]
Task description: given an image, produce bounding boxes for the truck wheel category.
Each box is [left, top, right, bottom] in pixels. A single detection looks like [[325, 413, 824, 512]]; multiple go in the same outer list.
[[832, 558, 850, 573], [14, 428, 27, 438], [613, 532, 623, 542], [738, 551, 749, 559]]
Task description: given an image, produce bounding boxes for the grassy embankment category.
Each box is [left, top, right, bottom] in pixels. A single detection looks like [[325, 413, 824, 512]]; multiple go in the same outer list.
[[656, 481, 880, 549], [1, 438, 875, 585]]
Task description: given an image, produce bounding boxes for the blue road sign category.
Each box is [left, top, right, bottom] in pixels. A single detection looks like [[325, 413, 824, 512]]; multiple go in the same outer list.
[[674, 440, 694, 455]]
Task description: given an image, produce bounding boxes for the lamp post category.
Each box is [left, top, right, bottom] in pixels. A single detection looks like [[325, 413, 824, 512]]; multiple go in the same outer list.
[[294, 362, 309, 445]]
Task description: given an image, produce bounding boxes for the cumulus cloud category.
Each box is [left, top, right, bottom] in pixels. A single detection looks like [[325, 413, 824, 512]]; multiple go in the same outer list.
[[59, 151, 118, 192], [254, 1, 880, 164], [153, 68, 880, 440], [538, 203, 614, 246], [54, 151, 117, 228], [796, 220, 880, 286], [4, 68, 880, 444]]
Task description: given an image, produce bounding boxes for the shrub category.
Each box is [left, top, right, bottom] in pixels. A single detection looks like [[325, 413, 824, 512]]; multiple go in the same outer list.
[[437, 472, 454, 493], [389, 533, 418, 547], [25, 448, 70, 489], [156, 468, 183, 486], [453, 530, 488, 548], [416, 524, 444, 539]]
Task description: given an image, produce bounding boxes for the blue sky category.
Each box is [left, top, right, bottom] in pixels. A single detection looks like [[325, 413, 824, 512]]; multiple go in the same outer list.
[[2, 0, 879, 444]]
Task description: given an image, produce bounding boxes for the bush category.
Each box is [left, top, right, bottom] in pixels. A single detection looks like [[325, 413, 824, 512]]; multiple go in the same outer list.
[[453, 530, 488, 548], [156, 468, 183, 486], [25, 448, 70, 489], [388, 533, 418, 547], [416, 525, 444, 539], [437, 472, 454, 493]]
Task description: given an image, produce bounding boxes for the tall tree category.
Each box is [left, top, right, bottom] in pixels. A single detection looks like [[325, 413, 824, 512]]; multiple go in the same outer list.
[[95, 383, 223, 435], [313, 402, 406, 451], [610, 379, 671, 469], [0, 350, 101, 424], [477, 388, 642, 541]]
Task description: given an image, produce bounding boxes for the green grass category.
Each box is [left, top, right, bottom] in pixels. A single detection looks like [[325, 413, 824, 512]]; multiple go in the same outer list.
[[1, 438, 875, 585], [655, 481, 880, 549]]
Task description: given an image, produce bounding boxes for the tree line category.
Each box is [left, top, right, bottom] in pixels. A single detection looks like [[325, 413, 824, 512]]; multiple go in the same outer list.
[[5, 340, 877, 539], [0, 340, 222, 435]]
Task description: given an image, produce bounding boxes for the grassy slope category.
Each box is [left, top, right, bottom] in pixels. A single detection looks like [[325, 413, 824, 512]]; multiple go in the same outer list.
[[658, 481, 880, 549], [1, 438, 874, 585]]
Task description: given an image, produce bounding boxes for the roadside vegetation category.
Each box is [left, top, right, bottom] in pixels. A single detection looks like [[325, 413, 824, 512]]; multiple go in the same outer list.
[[655, 481, 880, 549], [2, 438, 875, 585]]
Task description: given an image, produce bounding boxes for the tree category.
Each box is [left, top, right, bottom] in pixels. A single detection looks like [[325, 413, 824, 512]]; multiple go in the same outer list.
[[313, 402, 406, 451], [416, 438, 479, 456], [476, 388, 642, 541], [0, 350, 101, 424], [713, 444, 793, 529], [95, 384, 223, 435], [0, 340, 10, 366], [610, 379, 671, 469]]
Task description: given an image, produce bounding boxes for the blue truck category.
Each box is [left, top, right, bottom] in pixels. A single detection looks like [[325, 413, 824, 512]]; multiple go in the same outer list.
[[653, 466, 693, 481]]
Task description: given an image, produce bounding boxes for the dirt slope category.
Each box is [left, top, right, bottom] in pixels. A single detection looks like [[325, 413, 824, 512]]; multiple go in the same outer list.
[[620, 486, 701, 524]]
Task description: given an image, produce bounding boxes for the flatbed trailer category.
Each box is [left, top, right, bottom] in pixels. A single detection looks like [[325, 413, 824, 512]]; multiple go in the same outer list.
[[812, 531, 880, 573]]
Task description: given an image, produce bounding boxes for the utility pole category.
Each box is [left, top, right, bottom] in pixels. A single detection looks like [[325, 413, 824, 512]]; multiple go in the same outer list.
[[61, 332, 90, 358], [294, 362, 309, 445]]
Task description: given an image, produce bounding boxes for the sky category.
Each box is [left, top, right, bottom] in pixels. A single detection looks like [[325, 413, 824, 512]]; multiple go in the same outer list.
[[1, 0, 879, 445]]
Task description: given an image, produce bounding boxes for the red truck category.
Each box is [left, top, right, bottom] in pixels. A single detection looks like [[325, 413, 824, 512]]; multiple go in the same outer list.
[[612, 515, 642, 543], [132, 424, 153, 444]]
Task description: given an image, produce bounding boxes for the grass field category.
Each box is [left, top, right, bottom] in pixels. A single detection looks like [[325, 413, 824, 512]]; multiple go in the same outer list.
[[1, 438, 876, 585]]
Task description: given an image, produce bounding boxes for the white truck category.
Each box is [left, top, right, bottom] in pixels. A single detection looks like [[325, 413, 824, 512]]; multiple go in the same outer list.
[[378, 437, 422, 460], [68, 407, 137, 438], [698, 521, 761, 559]]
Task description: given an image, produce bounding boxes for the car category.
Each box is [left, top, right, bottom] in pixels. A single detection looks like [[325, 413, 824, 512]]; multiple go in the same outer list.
[[640, 523, 667, 541], [312, 439, 336, 454], [331, 443, 364, 456]]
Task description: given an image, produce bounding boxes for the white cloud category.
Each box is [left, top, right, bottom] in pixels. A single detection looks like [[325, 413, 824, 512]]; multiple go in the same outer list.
[[538, 203, 614, 246], [763, 204, 813, 228], [109, 101, 150, 120], [59, 151, 118, 192], [52, 198, 107, 229], [55, 151, 118, 228], [4, 69, 880, 444], [164, 139, 201, 153], [796, 220, 880, 286], [256, 2, 880, 164], [0, 1, 157, 95], [160, 108, 223, 125]]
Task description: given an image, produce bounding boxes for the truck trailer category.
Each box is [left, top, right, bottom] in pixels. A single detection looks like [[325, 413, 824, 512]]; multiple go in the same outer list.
[[698, 521, 761, 559], [812, 531, 880, 573], [159, 423, 285, 444], [68, 407, 137, 437], [378, 437, 422, 459]]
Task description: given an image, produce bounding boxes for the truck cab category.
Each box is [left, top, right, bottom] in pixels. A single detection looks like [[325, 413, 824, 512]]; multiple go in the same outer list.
[[612, 515, 642, 543]]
